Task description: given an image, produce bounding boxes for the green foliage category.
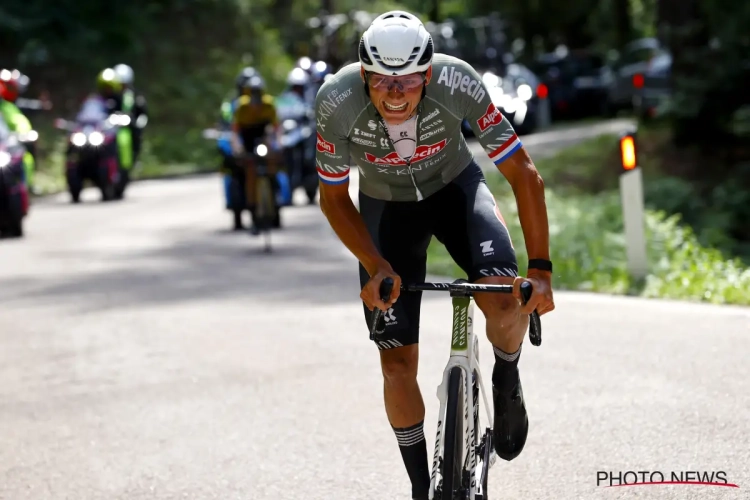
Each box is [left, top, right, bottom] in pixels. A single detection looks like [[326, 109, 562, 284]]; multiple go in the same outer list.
[[426, 188, 750, 305]]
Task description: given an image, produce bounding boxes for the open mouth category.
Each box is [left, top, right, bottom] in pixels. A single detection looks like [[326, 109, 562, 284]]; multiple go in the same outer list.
[[383, 101, 408, 112]]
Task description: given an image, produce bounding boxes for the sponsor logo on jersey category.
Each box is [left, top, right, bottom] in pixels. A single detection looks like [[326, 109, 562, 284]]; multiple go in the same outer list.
[[317, 87, 353, 121], [352, 137, 377, 147], [421, 109, 440, 123], [419, 126, 446, 141], [436, 66, 486, 103], [476, 102, 504, 132], [421, 119, 443, 130], [364, 139, 447, 166], [354, 128, 377, 138], [368, 120, 378, 131], [379, 137, 390, 148], [316, 132, 335, 154]]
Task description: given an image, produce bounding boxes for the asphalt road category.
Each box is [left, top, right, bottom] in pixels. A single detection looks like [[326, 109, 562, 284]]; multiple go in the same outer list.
[[1, 118, 748, 500]]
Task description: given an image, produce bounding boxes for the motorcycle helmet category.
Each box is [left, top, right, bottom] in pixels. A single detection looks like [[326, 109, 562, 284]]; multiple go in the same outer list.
[[0, 69, 20, 102], [287, 67, 310, 87], [96, 68, 123, 95], [310, 61, 332, 83], [235, 66, 258, 94], [114, 64, 134, 86]]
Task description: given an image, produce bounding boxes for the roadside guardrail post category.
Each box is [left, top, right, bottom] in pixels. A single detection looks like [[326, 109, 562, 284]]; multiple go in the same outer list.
[[618, 128, 648, 280]]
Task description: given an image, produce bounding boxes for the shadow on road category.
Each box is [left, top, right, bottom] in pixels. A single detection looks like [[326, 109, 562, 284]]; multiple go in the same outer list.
[[2, 207, 378, 313]]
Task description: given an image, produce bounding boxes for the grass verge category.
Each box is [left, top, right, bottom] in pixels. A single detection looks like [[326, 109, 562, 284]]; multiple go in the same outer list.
[[426, 131, 750, 306]]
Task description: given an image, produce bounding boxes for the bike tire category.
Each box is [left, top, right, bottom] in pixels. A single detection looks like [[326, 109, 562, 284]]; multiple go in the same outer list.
[[255, 176, 277, 231], [441, 366, 465, 500]]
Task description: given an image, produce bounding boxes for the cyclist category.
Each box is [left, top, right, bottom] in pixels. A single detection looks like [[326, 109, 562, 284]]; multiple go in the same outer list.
[[230, 74, 282, 234], [315, 11, 555, 500]]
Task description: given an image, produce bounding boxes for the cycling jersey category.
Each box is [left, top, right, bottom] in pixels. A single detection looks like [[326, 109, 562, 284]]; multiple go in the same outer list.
[[233, 94, 278, 129], [314, 53, 523, 202], [0, 99, 32, 134]]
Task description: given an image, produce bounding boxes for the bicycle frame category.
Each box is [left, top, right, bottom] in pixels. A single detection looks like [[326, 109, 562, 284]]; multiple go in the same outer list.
[[428, 295, 495, 500], [369, 278, 541, 500]]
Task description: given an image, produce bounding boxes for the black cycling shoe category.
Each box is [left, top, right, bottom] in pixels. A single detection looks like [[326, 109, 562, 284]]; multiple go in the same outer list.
[[492, 366, 529, 461]]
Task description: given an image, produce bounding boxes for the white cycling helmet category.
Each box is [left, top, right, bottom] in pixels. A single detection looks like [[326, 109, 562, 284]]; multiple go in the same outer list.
[[114, 64, 134, 86], [359, 11, 434, 76], [286, 67, 310, 86]]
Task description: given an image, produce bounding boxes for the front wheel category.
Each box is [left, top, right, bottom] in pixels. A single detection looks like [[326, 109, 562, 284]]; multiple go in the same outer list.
[[441, 366, 465, 500]]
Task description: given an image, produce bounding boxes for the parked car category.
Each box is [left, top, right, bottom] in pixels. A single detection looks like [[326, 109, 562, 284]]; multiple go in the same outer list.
[[460, 63, 548, 136], [634, 50, 672, 119], [602, 37, 664, 114], [532, 49, 609, 120]]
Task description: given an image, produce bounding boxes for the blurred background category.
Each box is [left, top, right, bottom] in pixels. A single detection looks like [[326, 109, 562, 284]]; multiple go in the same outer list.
[[1, 0, 749, 290]]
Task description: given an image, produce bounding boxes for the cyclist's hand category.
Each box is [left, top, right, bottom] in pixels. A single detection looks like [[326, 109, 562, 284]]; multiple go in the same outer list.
[[514, 271, 555, 316], [361, 265, 401, 312]]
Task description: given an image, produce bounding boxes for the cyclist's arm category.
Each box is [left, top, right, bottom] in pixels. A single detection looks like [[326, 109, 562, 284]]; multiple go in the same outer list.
[[230, 117, 244, 155], [316, 119, 388, 276], [461, 67, 550, 264]]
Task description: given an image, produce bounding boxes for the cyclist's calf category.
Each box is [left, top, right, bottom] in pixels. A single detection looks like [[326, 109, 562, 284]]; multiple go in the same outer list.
[[473, 276, 530, 353], [379, 344, 425, 428]]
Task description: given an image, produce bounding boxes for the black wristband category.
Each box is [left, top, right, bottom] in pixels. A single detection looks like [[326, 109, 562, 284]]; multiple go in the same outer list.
[[528, 259, 553, 272]]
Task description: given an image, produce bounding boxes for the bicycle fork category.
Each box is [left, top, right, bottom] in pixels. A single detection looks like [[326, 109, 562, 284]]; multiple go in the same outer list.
[[428, 295, 482, 500]]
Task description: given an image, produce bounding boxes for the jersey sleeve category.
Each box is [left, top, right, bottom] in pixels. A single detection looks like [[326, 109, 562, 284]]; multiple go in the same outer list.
[[2, 102, 32, 133], [314, 82, 351, 185], [454, 61, 523, 166]]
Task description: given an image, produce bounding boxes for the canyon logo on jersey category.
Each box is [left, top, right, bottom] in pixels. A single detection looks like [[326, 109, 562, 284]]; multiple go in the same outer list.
[[316, 132, 335, 155], [477, 103, 504, 132], [365, 139, 448, 166]]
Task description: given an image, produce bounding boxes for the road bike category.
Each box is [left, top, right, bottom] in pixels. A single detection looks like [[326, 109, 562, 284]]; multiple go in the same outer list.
[[370, 278, 542, 500], [239, 143, 279, 253]]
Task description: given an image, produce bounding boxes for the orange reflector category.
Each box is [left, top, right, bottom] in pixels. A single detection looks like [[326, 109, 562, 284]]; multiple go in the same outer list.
[[620, 135, 636, 170]]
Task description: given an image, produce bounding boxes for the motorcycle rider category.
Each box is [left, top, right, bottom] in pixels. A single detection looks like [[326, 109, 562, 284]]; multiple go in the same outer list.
[[277, 68, 317, 204], [113, 64, 148, 165], [283, 67, 312, 103], [70, 69, 133, 188], [229, 74, 283, 235], [0, 73, 36, 194]]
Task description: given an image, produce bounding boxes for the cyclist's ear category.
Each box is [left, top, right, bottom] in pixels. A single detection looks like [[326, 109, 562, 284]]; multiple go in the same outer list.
[[424, 66, 433, 85], [360, 67, 366, 83]]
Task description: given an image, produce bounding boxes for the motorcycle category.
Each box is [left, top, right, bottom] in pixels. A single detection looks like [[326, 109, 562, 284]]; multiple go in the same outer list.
[[55, 108, 131, 203], [203, 128, 291, 230], [0, 126, 35, 238], [276, 93, 318, 204]]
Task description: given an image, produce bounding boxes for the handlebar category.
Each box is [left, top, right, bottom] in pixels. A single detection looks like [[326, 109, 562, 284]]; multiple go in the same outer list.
[[369, 277, 543, 346]]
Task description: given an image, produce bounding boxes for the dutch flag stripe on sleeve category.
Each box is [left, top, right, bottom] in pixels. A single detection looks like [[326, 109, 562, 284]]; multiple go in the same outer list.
[[317, 165, 350, 185], [487, 134, 523, 165]]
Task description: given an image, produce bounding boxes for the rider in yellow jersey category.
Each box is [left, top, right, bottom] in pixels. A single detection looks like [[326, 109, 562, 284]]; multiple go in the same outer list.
[[230, 74, 282, 234]]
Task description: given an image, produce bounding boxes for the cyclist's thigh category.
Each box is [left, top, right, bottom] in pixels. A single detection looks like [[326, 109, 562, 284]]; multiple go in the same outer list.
[[432, 161, 519, 281], [358, 191, 433, 350]]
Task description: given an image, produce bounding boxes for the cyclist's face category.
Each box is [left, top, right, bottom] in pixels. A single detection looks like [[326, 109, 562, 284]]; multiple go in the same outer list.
[[363, 67, 432, 125]]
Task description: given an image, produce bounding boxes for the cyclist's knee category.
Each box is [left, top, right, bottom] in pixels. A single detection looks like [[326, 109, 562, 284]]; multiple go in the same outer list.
[[473, 276, 528, 349], [380, 344, 419, 384]]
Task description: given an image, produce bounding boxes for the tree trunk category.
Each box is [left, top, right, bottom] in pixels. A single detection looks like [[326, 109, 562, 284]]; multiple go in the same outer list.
[[613, 0, 632, 49], [657, 0, 712, 148]]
